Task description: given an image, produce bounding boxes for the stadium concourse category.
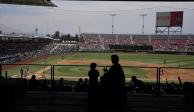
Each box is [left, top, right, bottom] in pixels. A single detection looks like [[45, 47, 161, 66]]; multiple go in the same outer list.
[[1, 33, 194, 112]]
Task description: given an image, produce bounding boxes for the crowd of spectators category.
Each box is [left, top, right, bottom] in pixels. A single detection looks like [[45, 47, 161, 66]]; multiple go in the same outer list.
[[1, 33, 194, 64], [80, 33, 194, 52], [51, 44, 78, 54], [0, 41, 80, 64], [25, 76, 183, 95], [0, 42, 55, 64]]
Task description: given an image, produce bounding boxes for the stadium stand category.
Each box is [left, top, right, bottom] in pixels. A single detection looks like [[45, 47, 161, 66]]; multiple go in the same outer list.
[[1, 33, 194, 63], [0, 34, 55, 64], [51, 44, 78, 54], [1, 33, 194, 112], [80, 33, 194, 53]]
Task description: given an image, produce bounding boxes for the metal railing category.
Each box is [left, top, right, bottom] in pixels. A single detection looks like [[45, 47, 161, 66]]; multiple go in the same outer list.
[[1, 64, 194, 96]]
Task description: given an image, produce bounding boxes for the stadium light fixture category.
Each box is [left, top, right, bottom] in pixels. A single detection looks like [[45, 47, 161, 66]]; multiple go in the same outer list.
[[109, 14, 117, 35], [140, 14, 147, 36]]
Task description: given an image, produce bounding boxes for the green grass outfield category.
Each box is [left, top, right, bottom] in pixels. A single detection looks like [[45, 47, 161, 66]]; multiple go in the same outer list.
[[3, 53, 194, 80]]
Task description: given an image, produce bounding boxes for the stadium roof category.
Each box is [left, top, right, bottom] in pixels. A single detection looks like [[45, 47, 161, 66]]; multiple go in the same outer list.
[[0, 0, 56, 7]]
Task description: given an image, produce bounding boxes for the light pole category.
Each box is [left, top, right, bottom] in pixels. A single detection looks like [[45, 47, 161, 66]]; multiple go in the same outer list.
[[35, 27, 38, 36], [109, 14, 117, 35], [140, 14, 147, 36]]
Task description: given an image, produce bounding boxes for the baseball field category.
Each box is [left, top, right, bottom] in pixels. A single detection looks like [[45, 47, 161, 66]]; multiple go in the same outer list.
[[2, 52, 194, 82]]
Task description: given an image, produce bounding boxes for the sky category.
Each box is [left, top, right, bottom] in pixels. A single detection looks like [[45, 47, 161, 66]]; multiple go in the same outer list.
[[0, 0, 194, 36]]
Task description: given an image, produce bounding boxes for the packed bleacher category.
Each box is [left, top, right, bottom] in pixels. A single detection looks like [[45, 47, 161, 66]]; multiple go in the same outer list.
[[0, 42, 57, 64], [0, 34, 55, 64], [0, 33, 82, 64], [51, 44, 79, 54], [80, 33, 194, 52], [1, 33, 194, 65]]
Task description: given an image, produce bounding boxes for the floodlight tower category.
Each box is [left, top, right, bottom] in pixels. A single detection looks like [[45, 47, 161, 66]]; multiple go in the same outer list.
[[140, 14, 147, 36], [109, 14, 117, 35], [78, 25, 81, 51], [35, 27, 38, 36]]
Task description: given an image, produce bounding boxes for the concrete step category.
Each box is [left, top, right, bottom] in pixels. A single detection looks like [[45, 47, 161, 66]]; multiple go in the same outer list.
[[14, 91, 190, 112]]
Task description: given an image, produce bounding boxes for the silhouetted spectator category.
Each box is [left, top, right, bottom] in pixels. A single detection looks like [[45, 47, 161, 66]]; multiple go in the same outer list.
[[88, 63, 99, 88], [51, 81, 57, 90], [0, 75, 5, 80], [58, 78, 65, 91], [28, 75, 39, 90], [83, 78, 89, 91], [64, 82, 72, 92], [88, 63, 100, 107], [131, 76, 145, 93], [42, 78, 49, 90], [75, 78, 85, 92], [101, 55, 126, 107], [165, 82, 178, 94], [183, 82, 194, 106]]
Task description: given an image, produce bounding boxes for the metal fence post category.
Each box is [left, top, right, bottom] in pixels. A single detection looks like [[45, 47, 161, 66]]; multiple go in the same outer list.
[[50, 65, 53, 88], [156, 67, 158, 95], [20, 68, 23, 78], [5, 71, 8, 80], [50, 65, 55, 88], [158, 67, 161, 96], [53, 65, 55, 83], [0, 64, 2, 78], [156, 67, 161, 96]]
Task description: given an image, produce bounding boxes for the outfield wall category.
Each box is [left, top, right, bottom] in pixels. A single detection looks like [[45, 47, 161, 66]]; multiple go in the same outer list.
[[154, 51, 194, 55], [80, 50, 194, 55]]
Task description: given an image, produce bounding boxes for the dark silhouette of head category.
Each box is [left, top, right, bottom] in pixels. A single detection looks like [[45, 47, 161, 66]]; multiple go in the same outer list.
[[79, 78, 83, 83], [60, 78, 64, 83], [131, 76, 137, 81], [111, 55, 119, 64], [90, 62, 97, 70], [84, 78, 88, 82], [31, 75, 36, 80]]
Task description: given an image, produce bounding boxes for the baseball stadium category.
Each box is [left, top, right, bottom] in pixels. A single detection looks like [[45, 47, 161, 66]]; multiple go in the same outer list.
[[1, 1, 194, 112], [1, 33, 194, 82]]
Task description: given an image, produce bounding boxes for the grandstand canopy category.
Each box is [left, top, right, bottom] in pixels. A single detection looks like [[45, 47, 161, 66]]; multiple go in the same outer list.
[[0, 0, 56, 7]]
